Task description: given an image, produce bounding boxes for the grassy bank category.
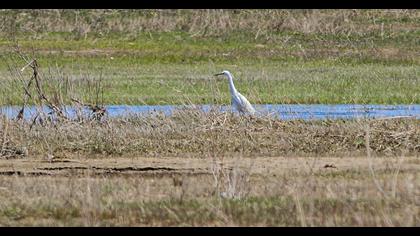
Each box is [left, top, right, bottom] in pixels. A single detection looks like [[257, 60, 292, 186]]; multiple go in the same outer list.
[[0, 9, 418, 105], [1, 111, 419, 158], [1, 59, 419, 105]]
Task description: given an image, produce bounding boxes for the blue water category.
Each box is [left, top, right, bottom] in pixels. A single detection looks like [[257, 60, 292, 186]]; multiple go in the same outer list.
[[1, 104, 420, 120]]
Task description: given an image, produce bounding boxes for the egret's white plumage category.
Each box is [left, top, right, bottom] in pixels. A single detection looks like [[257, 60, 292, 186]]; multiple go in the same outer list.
[[214, 70, 255, 115]]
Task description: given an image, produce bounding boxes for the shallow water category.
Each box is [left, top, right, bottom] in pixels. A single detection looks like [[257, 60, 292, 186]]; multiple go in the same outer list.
[[1, 104, 420, 120]]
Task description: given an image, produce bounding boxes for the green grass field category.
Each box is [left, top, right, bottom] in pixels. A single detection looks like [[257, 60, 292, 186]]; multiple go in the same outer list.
[[0, 9, 419, 105]]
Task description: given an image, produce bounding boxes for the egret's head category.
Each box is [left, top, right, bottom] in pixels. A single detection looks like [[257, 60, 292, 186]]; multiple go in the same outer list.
[[214, 70, 232, 78]]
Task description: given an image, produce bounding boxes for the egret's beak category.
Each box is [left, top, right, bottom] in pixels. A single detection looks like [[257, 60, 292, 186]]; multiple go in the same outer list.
[[214, 72, 224, 76]]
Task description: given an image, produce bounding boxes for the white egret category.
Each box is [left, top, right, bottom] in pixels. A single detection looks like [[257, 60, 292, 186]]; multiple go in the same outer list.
[[214, 70, 256, 115]]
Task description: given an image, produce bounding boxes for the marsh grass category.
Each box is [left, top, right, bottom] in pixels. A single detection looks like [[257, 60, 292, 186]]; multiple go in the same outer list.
[[1, 109, 419, 159], [1, 10, 418, 40], [0, 10, 419, 106], [1, 55, 419, 106]]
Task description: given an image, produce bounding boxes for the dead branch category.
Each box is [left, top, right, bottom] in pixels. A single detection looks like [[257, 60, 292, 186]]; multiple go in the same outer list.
[[16, 55, 69, 121]]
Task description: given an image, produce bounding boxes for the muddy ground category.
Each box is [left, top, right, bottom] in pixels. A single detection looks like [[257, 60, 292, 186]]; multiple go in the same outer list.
[[1, 156, 418, 178]]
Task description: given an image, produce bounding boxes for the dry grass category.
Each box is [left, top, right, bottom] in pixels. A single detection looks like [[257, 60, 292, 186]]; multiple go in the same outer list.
[[1, 10, 418, 39], [0, 156, 418, 226], [1, 110, 419, 159], [0, 87, 418, 226]]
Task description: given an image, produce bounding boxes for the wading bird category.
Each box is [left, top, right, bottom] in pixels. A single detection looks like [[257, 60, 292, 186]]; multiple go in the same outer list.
[[214, 70, 255, 115]]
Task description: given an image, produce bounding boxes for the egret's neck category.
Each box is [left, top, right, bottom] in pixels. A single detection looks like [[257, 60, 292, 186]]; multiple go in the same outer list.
[[226, 74, 237, 95]]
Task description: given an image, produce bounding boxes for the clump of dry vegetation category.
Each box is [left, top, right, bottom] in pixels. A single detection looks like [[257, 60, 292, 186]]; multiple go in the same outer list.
[[1, 110, 419, 159]]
